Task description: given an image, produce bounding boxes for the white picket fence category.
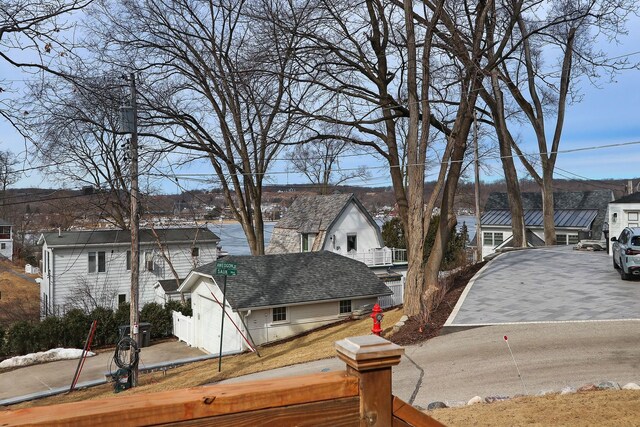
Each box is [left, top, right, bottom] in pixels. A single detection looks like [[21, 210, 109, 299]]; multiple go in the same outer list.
[[378, 279, 404, 308], [172, 310, 194, 347]]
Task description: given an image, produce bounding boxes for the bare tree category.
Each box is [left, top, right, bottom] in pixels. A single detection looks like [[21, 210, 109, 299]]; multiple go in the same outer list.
[[498, 0, 637, 244], [0, 150, 19, 216], [288, 134, 369, 194], [87, 0, 309, 255], [68, 276, 118, 313], [0, 0, 92, 129]]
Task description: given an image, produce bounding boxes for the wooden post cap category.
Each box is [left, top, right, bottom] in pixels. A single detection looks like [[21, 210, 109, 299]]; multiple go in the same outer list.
[[335, 335, 404, 371]]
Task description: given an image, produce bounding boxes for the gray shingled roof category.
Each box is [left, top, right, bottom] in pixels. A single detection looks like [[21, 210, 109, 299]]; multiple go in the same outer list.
[[274, 193, 354, 231], [611, 192, 640, 204], [191, 251, 391, 310], [0, 219, 11, 226], [156, 278, 185, 293], [481, 209, 599, 228], [484, 190, 613, 237], [40, 227, 219, 248]]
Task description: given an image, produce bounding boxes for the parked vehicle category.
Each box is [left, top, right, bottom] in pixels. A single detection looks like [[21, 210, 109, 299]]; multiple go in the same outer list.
[[611, 227, 640, 280]]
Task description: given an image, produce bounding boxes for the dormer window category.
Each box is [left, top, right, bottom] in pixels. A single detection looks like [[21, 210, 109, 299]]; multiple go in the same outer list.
[[347, 234, 357, 252], [301, 233, 316, 252]]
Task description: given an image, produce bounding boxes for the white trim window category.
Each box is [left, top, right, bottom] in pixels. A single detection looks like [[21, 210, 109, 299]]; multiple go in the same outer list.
[[483, 232, 503, 246], [271, 306, 288, 323], [339, 300, 352, 315], [88, 251, 106, 273], [628, 211, 639, 228]]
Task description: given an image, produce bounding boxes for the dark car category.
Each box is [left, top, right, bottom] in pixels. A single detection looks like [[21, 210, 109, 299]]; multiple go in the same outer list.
[[611, 227, 640, 280]]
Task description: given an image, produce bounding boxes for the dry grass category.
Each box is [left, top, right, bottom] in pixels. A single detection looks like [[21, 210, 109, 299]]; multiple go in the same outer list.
[[0, 261, 40, 327], [10, 308, 406, 409], [429, 390, 640, 426]]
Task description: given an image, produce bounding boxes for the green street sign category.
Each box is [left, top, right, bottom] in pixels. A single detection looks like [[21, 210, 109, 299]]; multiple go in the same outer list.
[[215, 261, 237, 276]]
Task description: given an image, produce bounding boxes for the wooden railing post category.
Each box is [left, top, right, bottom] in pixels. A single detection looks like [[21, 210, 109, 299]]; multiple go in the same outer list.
[[335, 335, 404, 427]]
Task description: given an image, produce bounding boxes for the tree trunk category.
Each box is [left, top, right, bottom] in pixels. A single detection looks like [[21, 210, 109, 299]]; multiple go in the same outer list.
[[541, 169, 556, 245]]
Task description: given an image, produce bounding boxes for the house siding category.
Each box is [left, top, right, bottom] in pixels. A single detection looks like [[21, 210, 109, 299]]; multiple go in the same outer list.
[[41, 241, 218, 315], [608, 201, 640, 256], [244, 297, 378, 345], [323, 203, 383, 255]]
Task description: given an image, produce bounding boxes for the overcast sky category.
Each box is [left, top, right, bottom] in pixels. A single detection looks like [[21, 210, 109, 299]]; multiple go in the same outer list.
[[1, 12, 639, 194]]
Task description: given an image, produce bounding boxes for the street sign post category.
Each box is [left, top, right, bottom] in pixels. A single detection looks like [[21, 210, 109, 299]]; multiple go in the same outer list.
[[215, 261, 237, 372], [215, 261, 237, 276]]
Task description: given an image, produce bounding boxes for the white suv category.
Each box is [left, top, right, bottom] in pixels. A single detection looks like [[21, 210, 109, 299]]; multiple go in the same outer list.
[[611, 227, 640, 280]]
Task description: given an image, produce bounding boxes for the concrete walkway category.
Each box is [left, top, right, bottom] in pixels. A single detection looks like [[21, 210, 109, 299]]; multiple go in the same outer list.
[[446, 246, 640, 326], [0, 340, 207, 405]]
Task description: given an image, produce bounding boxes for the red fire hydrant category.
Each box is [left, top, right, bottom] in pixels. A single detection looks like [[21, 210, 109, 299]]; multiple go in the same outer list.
[[371, 303, 384, 336]]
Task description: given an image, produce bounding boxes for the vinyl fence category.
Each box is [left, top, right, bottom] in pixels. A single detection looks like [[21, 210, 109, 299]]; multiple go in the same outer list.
[[378, 278, 404, 308], [172, 310, 194, 347]]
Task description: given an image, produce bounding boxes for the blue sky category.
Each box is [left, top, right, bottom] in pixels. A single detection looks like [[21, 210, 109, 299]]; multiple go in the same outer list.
[[1, 14, 639, 193]]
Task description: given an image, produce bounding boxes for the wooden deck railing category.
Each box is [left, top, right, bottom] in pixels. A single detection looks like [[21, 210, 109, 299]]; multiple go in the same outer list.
[[0, 335, 444, 426]]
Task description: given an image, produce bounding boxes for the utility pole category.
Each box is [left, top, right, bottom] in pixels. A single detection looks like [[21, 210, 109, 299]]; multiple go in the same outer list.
[[128, 73, 140, 387], [473, 110, 482, 262]]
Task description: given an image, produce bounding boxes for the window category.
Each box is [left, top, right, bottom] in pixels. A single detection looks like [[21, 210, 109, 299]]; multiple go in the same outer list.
[[347, 234, 357, 252], [191, 247, 200, 257], [556, 234, 567, 245], [339, 300, 352, 314], [118, 294, 127, 305], [483, 232, 503, 246], [629, 211, 639, 228], [272, 307, 287, 322], [0, 226, 10, 239], [568, 235, 579, 245], [301, 233, 315, 252], [126, 250, 131, 271], [145, 251, 154, 271], [88, 251, 106, 273], [1, 243, 5, 250]]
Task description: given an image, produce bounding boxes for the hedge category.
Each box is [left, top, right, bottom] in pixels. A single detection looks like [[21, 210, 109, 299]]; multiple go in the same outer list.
[[0, 301, 193, 360]]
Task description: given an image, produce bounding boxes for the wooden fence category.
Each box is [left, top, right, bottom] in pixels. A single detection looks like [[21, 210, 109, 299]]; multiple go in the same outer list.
[[0, 335, 444, 426]]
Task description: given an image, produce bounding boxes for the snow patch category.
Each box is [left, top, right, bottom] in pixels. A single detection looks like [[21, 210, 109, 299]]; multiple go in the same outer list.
[[0, 348, 95, 369]]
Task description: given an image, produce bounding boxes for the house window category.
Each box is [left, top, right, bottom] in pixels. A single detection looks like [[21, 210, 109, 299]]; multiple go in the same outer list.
[[118, 294, 127, 305], [556, 234, 567, 245], [0, 226, 10, 239], [272, 307, 287, 322], [628, 211, 639, 227], [0, 243, 5, 250], [568, 235, 579, 245], [88, 251, 106, 273], [301, 233, 315, 252], [126, 250, 131, 271], [145, 251, 154, 272], [483, 232, 503, 246], [347, 234, 357, 252], [192, 247, 200, 257], [339, 300, 352, 314]]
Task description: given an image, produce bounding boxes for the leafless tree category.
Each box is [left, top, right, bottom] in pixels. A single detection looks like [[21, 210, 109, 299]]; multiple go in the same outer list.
[[86, 0, 310, 255], [68, 275, 118, 313], [0, 0, 92, 130], [498, 0, 637, 244], [0, 150, 19, 216]]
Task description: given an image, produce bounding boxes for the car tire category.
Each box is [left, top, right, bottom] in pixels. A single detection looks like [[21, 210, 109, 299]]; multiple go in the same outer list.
[[620, 264, 631, 281]]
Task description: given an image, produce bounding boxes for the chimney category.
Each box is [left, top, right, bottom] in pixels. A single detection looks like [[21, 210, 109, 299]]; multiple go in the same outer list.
[[629, 180, 634, 195]]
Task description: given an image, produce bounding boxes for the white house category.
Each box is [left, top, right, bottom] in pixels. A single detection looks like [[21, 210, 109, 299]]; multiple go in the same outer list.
[[478, 190, 613, 257], [0, 219, 12, 261], [38, 227, 220, 316], [175, 251, 392, 355], [608, 192, 640, 253], [266, 193, 407, 307]]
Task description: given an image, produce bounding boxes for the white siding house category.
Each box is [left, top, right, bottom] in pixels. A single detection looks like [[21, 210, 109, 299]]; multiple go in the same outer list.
[[0, 220, 12, 261], [175, 251, 391, 355], [478, 190, 613, 257], [608, 192, 640, 255], [38, 228, 219, 316]]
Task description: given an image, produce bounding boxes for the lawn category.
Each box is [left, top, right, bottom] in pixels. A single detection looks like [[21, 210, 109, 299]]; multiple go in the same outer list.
[[0, 261, 40, 327]]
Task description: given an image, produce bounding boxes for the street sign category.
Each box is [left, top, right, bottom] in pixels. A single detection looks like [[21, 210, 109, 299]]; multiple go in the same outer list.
[[215, 261, 237, 276]]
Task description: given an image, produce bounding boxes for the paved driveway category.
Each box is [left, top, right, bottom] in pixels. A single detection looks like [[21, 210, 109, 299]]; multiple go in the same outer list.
[[446, 246, 640, 326]]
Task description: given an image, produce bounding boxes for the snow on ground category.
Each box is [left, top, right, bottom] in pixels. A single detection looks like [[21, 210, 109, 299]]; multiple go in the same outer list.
[[0, 348, 95, 369]]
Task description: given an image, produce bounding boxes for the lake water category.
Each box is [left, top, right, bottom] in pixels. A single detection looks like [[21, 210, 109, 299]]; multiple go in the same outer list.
[[209, 215, 477, 256]]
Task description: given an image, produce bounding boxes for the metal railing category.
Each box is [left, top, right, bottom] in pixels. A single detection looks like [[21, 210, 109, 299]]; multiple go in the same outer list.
[[344, 247, 408, 267]]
